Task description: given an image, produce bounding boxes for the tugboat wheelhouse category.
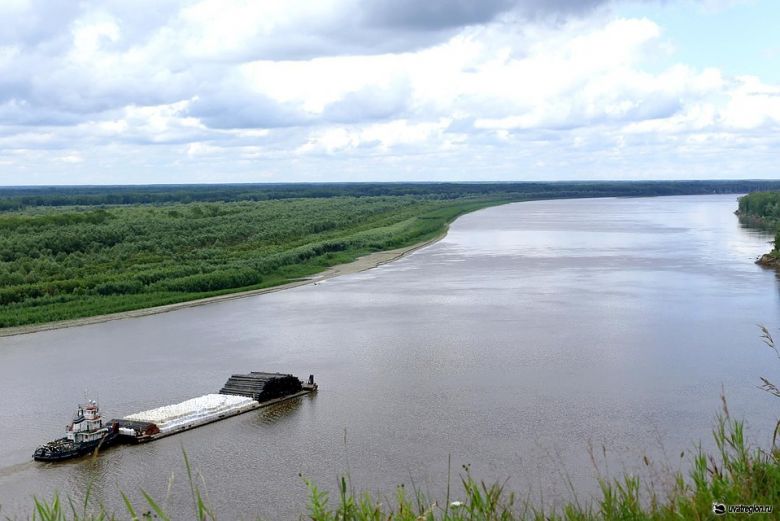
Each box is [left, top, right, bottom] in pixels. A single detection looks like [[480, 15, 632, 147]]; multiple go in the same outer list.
[[33, 400, 118, 462]]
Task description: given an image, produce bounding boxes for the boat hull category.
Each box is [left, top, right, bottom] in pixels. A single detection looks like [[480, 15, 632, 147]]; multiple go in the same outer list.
[[33, 432, 118, 462]]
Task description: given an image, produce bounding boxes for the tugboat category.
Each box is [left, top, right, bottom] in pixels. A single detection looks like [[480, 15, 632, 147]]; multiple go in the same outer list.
[[33, 400, 118, 462]]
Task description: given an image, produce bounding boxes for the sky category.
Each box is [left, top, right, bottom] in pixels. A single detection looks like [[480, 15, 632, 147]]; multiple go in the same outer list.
[[0, 0, 778, 185]]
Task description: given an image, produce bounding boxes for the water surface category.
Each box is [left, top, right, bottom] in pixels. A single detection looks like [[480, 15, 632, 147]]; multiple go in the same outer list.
[[1, 195, 778, 519]]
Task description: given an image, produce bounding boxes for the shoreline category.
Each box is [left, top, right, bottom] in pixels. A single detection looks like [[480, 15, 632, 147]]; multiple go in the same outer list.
[[0, 230, 448, 338], [756, 253, 780, 269]]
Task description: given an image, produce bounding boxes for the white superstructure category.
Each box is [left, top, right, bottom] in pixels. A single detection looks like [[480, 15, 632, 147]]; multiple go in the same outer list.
[[123, 394, 257, 434], [67, 400, 107, 443]]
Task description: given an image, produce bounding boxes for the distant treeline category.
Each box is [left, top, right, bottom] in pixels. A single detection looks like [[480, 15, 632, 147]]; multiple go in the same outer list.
[[3, 180, 780, 211], [2, 181, 780, 329], [737, 191, 780, 257], [737, 191, 780, 228]]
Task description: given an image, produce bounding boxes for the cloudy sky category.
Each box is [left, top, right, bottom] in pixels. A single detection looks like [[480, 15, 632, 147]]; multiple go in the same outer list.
[[1, 0, 778, 185]]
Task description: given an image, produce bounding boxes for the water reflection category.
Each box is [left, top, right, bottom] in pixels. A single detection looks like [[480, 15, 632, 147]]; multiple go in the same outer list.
[[255, 394, 312, 425]]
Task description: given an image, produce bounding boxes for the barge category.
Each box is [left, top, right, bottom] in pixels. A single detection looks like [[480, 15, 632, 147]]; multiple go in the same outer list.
[[33, 372, 317, 461]]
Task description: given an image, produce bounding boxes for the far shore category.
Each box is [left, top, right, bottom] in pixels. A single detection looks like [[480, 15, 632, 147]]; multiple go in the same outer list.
[[0, 230, 449, 338]]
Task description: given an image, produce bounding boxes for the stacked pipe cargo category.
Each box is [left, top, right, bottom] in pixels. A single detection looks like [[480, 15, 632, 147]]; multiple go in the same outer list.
[[219, 372, 303, 402]]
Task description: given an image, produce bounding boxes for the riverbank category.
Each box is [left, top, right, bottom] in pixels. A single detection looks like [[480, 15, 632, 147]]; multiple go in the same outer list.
[[736, 191, 780, 267], [757, 252, 780, 268], [0, 229, 447, 338], [1, 194, 505, 330], [3, 184, 775, 330]]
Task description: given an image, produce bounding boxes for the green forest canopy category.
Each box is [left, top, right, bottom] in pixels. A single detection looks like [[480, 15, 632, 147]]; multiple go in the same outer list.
[[737, 190, 780, 256]]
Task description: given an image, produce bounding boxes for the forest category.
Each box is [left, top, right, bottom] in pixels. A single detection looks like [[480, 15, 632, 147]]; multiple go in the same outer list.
[[3, 180, 780, 211], [2, 181, 780, 328], [737, 190, 780, 257]]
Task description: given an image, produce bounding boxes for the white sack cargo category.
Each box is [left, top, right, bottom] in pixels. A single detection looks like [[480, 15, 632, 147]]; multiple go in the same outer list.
[[123, 394, 257, 434]]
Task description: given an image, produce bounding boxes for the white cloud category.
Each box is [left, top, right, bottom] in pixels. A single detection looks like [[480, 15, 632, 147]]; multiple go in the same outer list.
[[59, 152, 84, 163], [71, 17, 121, 57], [0, 0, 778, 183], [721, 76, 780, 129]]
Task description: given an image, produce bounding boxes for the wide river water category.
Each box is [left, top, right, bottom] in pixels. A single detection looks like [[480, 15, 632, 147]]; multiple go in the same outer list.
[[1, 195, 779, 519]]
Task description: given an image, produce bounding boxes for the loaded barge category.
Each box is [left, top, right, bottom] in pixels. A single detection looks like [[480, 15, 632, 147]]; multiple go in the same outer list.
[[33, 372, 317, 462]]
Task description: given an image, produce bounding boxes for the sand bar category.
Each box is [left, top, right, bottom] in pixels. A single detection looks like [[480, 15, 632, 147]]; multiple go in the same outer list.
[[0, 230, 447, 338]]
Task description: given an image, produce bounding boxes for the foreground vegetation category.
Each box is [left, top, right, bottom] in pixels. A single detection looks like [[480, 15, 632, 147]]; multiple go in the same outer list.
[[19, 401, 780, 520], [19, 330, 780, 519], [3, 181, 779, 329], [737, 191, 780, 261]]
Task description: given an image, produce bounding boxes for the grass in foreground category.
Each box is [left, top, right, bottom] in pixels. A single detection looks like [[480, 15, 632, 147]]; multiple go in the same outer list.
[[17, 401, 779, 521], [21, 329, 780, 519], [303, 412, 779, 521]]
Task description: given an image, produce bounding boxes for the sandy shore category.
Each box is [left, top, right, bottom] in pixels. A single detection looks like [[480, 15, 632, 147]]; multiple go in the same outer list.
[[0, 230, 448, 338]]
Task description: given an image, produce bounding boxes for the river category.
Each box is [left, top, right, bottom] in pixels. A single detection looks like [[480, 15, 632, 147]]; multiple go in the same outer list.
[[0, 194, 778, 519]]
